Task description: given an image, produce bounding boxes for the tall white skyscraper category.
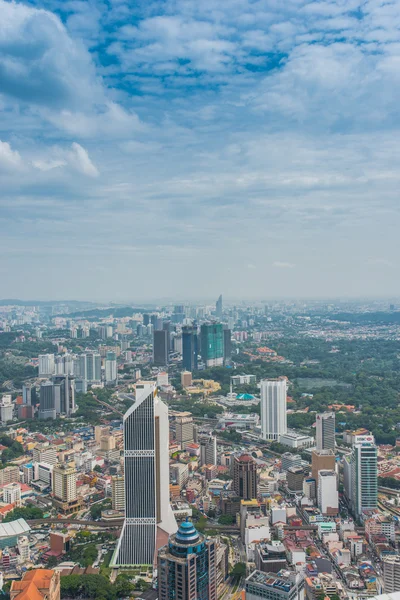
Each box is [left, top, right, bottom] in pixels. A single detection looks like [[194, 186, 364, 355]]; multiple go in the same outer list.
[[111, 382, 177, 567], [350, 434, 378, 518], [316, 412, 336, 451], [317, 470, 338, 515], [105, 352, 117, 385], [38, 354, 55, 377], [260, 379, 287, 441]]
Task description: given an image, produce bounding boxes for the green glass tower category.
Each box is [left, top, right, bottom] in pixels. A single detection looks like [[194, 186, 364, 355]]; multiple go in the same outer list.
[[200, 323, 224, 367]]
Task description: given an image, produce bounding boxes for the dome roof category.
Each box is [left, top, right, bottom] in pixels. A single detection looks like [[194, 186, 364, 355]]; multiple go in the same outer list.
[[174, 519, 200, 545]]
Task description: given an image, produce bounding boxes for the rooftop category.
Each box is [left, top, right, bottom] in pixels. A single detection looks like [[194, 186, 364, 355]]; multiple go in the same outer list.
[[0, 518, 31, 539]]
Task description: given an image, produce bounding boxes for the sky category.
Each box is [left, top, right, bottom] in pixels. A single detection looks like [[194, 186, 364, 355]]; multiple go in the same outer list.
[[1, 0, 400, 302]]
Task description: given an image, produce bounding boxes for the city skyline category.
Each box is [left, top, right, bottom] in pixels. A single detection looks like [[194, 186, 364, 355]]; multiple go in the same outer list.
[[1, 0, 400, 299]]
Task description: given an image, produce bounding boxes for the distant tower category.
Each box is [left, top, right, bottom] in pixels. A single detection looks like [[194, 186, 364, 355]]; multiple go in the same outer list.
[[260, 379, 287, 441], [200, 323, 224, 367], [153, 330, 169, 366], [199, 436, 217, 466], [233, 454, 258, 500], [38, 381, 56, 420], [111, 382, 177, 567], [157, 520, 217, 600], [350, 435, 378, 518], [182, 325, 198, 372], [215, 295, 223, 319], [316, 412, 335, 451]]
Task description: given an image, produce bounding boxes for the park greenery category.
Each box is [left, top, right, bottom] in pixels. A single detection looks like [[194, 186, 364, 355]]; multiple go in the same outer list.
[[4, 505, 44, 522]]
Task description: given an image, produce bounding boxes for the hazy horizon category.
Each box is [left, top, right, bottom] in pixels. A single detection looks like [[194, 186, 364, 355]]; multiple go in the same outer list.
[[1, 0, 400, 299]]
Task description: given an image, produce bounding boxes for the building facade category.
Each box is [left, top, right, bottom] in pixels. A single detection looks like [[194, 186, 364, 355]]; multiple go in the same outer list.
[[260, 379, 287, 441], [233, 454, 258, 500], [182, 325, 198, 372], [157, 520, 217, 600], [316, 412, 335, 452], [111, 382, 177, 567], [200, 324, 224, 368]]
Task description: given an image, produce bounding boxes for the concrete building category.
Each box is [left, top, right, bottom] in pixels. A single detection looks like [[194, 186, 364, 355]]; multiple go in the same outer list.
[[0, 465, 19, 486], [52, 464, 77, 504], [105, 352, 117, 385], [199, 436, 217, 466], [3, 483, 21, 507], [260, 379, 287, 441], [111, 475, 125, 512], [38, 381, 56, 420], [384, 555, 400, 594], [233, 454, 258, 500], [111, 382, 177, 567], [311, 449, 335, 491], [245, 570, 304, 600], [33, 445, 57, 466], [316, 412, 335, 452], [181, 371, 193, 388], [170, 463, 189, 488], [38, 354, 55, 377], [349, 435, 378, 518], [153, 330, 169, 366], [281, 453, 303, 472], [175, 414, 194, 447], [0, 394, 13, 424], [317, 470, 338, 516], [157, 520, 217, 600], [287, 466, 307, 494], [279, 431, 314, 449], [255, 541, 287, 573]]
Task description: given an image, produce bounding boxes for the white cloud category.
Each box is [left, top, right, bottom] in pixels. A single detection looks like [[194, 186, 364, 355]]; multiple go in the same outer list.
[[0, 140, 22, 170], [68, 143, 99, 177]]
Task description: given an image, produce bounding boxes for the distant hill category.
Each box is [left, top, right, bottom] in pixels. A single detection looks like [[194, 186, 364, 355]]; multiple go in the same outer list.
[[0, 299, 97, 307]]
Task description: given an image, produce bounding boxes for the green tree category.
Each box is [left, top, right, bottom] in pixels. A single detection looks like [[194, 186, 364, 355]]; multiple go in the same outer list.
[[231, 562, 246, 580]]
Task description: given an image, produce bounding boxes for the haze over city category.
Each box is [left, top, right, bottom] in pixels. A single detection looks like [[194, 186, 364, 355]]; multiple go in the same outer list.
[[1, 0, 400, 299]]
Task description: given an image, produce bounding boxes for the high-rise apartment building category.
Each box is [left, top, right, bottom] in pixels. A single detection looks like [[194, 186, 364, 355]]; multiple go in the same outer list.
[[316, 412, 335, 452], [182, 325, 198, 372], [105, 352, 117, 384], [38, 354, 55, 377], [200, 323, 224, 367], [86, 353, 102, 382], [311, 449, 335, 491], [199, 436, 217, 466], [38, 381, 56, 420], [3, 482, 21, 507], [175, 414, 194, 447], [260, 379, 287, 441], [0, 394, 13, 424], [0, 465, 19, 486], [233, 454, 258, 500], [33, 444, 57, 466], [317, 470, 338, 515], [111, 382, 177, 567], [350, 435, 378, 518], [157, 520, 217, 600], [384, 555, 400, 593], [153, 330, 169, 366], [112, 475, 125, 512], [53, 464, 77, 504]]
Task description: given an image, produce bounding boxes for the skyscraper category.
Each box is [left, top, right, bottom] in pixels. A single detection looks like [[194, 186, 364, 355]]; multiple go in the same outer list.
[[200, 323, 224, 367], [182, 325, 198, 372], [233, 454, 258, 500], [86, 352, 102, 382], [199, 435, 217, 466], [53, 463, 77, 504], [111, 382, 177, 567], [175, 414, 194, 448], [260, 379, 287, 441], [53, 375, 75, 416], [153, 330, 169, 366], [38, 354, 55, 377], [215, 295, 223, 319], [22, 384, 36, 406], [38, 381, 56, 420], [157, 520, 217, 600], [316, 412, 335, 452], [350, 434, 378, 518], [223, 326, 232, 365], [317, 470, 338, 515], [111, 475, 125, 512], [311, 449, 335, 491]]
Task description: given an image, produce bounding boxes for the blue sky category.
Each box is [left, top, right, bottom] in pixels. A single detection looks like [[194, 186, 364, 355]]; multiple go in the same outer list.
[[1, 0, 400, 301]]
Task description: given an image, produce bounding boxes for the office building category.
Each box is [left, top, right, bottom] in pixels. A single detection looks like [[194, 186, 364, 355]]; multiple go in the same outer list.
[[153, 330, 169, 366], [311, 449, 335, 491], [0, 394, 13, 424], [175, 414, 194, 447], [38, 354, 55, 377], [53, 375, 75, 416], [3, 483, 21, 507], [287, 466, 307, 493], [50, 532, 71, 555], [53, 464, 77, 504], [157, 519, 217, 600], [317, 470, 338, 515], [245, 570, 304, 600], [199, 436, 217, 466], [182, 325, 198, 372], [215, 294, 223, 319], [350, 435, 378, 518], [384, 555, 400, 593], [105, 351, 117, 384], [38, 381, 56, 420], [111, 382, 177, 567], [233, 454, 257, 500], [223, 326, 232, 365], [22, 384, 36, 406], [260, 379, 287, 441], [33, 444, 57, 466], [281, 453, 303, 472], [255, 542, 287, 574], [10, 569, 60, 600], [170, 463, 189, 488], [200, 323, 224, 367], [316, 412, 335, 452], [112, 475, 125, 512]]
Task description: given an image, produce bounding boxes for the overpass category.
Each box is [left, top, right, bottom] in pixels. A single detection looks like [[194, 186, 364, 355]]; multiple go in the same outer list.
[[27, 518, 123, 528]]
